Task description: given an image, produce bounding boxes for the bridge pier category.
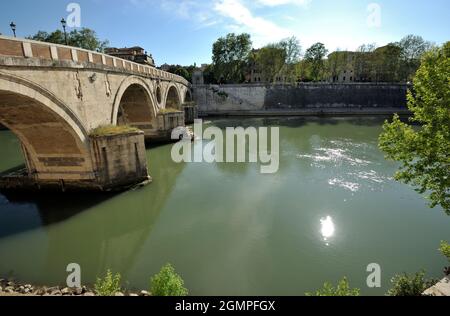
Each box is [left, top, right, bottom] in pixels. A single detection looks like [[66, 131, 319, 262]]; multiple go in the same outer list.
[[0, 131, 151, 192]]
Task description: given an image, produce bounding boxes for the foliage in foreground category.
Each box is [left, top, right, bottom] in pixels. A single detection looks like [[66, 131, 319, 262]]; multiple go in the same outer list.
[[94, 270, 122, 296], [306, 277, 360, 296], [27, 28, 109, 52], [90, 125, 139, 137], [379, 42, 450, 214], [440, 241, 450, 262], [387, 271, 436, 296], [150, 264, 188, 296]]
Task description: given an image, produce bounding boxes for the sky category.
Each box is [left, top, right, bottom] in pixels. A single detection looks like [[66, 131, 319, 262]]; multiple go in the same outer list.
[[0, 0, 449, 66]]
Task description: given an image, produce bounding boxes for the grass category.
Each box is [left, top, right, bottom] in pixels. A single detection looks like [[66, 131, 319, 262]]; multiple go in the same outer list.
[[90, 125, 139, 137], [182, 102, 197, 107]]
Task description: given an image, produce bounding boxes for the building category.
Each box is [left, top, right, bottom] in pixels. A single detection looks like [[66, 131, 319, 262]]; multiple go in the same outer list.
[[159, 63, 171, 72], [328, 45, 398, 83], [105, 46, 155, 67], [246, 49, 290, 84], [192, 64, 208, 85], [328, 51, 359, 83]]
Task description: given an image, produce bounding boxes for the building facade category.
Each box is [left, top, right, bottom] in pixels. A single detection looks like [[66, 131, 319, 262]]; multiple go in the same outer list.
[[105, 46, 155, 67]]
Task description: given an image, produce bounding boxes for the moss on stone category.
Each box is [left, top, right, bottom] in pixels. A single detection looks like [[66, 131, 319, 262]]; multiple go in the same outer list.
[[159, 108, 182, 114], [90, 125, 139, 137]]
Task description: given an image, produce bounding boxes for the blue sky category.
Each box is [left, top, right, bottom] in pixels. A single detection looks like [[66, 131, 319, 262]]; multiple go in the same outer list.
[[1, 0, 449, 66]]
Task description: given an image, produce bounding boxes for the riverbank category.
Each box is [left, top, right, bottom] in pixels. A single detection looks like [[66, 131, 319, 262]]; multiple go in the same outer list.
[[0, 279, 150, 297], [199, 107, 410, 117]]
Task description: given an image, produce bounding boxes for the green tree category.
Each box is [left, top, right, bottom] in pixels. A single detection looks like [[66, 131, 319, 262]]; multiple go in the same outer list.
[[379, 42, 450, 214], [398, 34, 433, 82], [27, 28, 109, 52], [212, 33, 252, 83], [166, 65, 194, 83], [372, 44, 403, 82], [278, 36, 302, 83], [354, 43, 377, 82], [255, 44, 287, 83], [304, 43, 328, 81], [306, 277, 360, 296], [150, 263, 188, 296]]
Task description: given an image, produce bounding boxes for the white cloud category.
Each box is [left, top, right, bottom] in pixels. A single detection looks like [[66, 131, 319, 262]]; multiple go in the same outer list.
[[256, 0, 311, 7], [214, 0, 293, 47]]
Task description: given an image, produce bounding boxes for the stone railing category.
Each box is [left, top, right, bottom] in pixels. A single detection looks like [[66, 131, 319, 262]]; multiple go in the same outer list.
[[0, 35, 189, 86]]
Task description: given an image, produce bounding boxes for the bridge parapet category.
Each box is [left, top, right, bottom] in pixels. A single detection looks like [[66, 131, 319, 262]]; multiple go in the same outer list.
[[0, 35, 189, 86]]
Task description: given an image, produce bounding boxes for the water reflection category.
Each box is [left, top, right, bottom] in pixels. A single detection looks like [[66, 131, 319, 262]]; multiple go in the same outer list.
[[320, 216, 335, 244]]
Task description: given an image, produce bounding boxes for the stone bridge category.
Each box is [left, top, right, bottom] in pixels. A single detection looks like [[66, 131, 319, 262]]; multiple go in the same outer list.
[[0, 35, 193, 191]]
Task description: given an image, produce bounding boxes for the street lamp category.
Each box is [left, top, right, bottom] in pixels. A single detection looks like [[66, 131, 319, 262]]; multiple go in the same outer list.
[[61, 18, 68, 45], [9, 22, 16, 37]]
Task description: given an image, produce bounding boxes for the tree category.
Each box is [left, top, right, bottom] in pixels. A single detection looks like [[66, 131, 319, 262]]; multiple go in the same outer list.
[[212, 33, 252, 83], [304, 43, 328, 81], [354, 43, 377, 82], [397, 34, 433, 82], [254, 44, 287, 83], [379, 42, 450, 214], [372, 44, 402, 82], [165, 65, 195, 83], [279, 36, 302, 65], [278, 36, 302, 83], [27, 28, 109, 52]]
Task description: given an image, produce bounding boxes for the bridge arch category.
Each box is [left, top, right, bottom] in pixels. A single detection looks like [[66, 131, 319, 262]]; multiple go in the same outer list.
[[184, 89, 193, 102], [112, 76, 157, 131], [0, 73, 93, 180], [165, 84, 182, 110]]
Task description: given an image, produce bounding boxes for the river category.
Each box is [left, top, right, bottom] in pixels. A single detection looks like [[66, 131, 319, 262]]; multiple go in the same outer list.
[[0, 117, 449, 296]]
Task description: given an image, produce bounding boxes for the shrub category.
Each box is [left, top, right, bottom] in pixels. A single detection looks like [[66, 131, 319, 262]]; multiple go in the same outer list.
[[439, 241, 450, 262], [150, 264, 188, 296], [94, 270, 122, 296], [306, 277, 360, 296], [387, 271, 436, 296], [90, 125, 139, 137], [440, 241, 450, 275]]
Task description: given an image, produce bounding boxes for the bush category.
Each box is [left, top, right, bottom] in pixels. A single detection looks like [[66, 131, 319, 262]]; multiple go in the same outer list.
[[150, 264, 188, 296], [306, 277, 360, 296], [387, 271, 436, 296], [94, 270, 122, 296], [440, 241, 450, 275], [439, 241, 450, 262]]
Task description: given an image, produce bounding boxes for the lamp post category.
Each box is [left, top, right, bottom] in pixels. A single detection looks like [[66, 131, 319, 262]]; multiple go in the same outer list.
[[61, 18, 68, 45], [9, 22, 16, 37]]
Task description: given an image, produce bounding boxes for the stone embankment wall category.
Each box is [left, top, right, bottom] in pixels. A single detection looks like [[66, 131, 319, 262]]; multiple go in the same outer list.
[[193, 83, 409, 114]]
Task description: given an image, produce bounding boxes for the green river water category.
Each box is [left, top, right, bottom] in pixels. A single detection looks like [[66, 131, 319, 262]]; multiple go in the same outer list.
[[0, 117, 449, 295]]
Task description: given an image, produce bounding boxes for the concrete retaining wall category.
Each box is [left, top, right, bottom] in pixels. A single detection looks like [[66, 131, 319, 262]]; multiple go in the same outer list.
[[193, 83, 409, 113]]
